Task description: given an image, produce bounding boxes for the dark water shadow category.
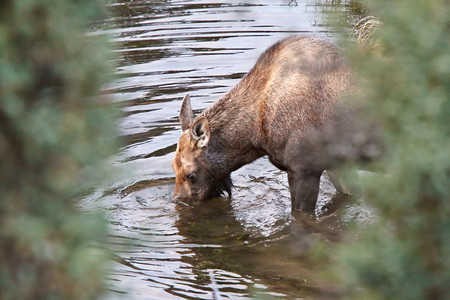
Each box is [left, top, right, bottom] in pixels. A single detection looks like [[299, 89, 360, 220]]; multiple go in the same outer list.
[[174, 196, 346, 299]]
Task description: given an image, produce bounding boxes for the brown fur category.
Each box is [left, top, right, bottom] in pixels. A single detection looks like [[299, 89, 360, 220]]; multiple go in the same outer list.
[[172, 35, 380, 211]]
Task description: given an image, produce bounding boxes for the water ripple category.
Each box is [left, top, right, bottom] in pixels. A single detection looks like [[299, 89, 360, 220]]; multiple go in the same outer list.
[[86, 1, 366, 299]]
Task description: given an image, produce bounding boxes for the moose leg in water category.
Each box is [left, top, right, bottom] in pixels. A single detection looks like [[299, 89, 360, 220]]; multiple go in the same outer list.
[[288, 169, 322, 211], [172, 35, 380, 212]]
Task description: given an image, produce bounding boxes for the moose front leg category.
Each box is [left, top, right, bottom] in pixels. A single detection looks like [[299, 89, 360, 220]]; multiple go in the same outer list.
[[288, 169, 322, 212]]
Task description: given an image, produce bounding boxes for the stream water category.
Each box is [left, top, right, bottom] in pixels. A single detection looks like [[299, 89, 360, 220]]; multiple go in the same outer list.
[[83, 1, 372, 299]]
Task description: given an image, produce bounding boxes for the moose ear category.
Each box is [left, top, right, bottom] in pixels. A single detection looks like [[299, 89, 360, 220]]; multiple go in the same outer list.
[[179, 94, 194, 131], [191, 116, 210, 148]]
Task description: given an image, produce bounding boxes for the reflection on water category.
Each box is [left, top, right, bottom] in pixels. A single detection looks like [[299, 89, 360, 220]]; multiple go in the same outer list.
[[82, 0, 373, 299]]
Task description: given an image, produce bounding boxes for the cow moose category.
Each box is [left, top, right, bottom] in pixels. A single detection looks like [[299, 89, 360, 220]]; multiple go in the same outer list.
[[172, 35, 379, 212]]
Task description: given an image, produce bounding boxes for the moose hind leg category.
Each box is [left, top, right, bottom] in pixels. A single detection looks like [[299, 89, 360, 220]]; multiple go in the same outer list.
[[326, 168, 361, 197], [288, 170, 322, 212]]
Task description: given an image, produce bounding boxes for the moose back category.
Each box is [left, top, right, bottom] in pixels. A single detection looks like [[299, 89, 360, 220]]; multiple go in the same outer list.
[[172, 35, 377, 212]]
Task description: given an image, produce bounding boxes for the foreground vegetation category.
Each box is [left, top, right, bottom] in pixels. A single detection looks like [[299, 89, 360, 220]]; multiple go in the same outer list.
[[0, 1, 116, 298], [335, 0, 449, 299]]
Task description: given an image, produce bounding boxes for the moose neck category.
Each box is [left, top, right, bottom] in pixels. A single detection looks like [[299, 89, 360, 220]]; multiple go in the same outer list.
[[203, 86, 266, 175]]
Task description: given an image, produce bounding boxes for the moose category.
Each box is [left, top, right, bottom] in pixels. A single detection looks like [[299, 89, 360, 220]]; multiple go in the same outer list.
[[172, 35, 379, 212]]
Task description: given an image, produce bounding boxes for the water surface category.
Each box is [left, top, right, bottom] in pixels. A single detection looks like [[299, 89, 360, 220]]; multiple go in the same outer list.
[[84, 1, 372, 299]]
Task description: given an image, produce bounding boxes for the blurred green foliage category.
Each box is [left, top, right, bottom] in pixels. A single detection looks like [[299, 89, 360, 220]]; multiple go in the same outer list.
[[335, 0, 449, 299], [0, 0, 117, 299]]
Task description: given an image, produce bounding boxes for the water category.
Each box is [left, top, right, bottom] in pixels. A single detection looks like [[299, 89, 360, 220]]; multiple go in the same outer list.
[[83, 1, 372, 299]]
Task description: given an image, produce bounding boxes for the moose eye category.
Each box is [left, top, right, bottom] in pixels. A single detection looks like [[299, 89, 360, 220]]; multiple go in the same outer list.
[[185, 173, 197, 183]]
